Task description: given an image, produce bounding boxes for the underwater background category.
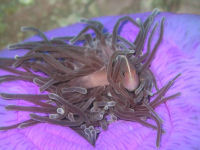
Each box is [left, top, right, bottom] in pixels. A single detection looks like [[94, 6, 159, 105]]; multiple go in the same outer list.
[[0, 0, 199, 50]]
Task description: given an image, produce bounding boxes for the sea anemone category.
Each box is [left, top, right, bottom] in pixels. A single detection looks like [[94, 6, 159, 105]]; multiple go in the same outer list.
[[1, 10, 200, 150]]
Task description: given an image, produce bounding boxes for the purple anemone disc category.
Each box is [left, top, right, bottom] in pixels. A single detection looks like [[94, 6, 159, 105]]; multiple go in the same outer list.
[[0, 12, 200, 150]]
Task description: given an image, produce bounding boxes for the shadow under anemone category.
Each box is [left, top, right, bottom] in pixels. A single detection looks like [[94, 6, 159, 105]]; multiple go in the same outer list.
[[0, 9, 181, 147]]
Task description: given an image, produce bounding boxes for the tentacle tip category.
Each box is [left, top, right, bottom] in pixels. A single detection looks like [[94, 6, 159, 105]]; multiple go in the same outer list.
[[49, 114, 59, 119], [156, 142, 160, 148], [0, 93, 11, 99], [33, 78, 38, 85], [174, 73, 182, 81], [17, 124, 24, 129], [152, 8, 161, 15], [39, 88, 45, 93], [48, 93, 56, 99], [0, 93, 5, 98], [57, 108, 65, 115], [177, 92, 181, 97], [5, 105, 11, 110], [20, 26, 29, 32], [11, 63, 17, 68], [161, 17, 166, 23], [0, 126, 8, 131], [29, 113, 36, 118], [136, 18, 142, 25], [7, 44, 13, 49], [69, 39, 74, 45], [14, 55, 19, 60], [177, 72, 182, 77], [80, 18, 88, 23]]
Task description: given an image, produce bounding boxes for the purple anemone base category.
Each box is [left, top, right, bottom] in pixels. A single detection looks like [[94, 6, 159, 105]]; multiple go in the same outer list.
[[0, 12, 200, 150]]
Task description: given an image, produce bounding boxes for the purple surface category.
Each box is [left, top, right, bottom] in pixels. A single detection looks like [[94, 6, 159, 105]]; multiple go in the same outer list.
[[0, 12, 200, 150]]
